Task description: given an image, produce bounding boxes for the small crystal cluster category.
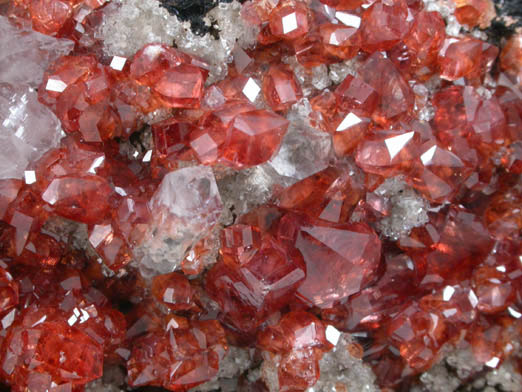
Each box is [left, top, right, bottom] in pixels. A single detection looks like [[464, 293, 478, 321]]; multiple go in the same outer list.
[[0, 0, 520, 391]]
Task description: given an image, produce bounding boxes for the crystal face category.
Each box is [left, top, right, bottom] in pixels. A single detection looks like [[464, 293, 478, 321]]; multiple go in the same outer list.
[[0, 0, 521, 391]]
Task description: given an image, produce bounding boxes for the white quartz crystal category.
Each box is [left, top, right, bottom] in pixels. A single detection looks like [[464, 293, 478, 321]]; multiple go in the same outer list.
[[0, 16, 74, 87], [269, 99, 333, 182], [285, 56, 332, 96], [328, 59, 358, 85], [0, 83, 63, 180], [136, 166, 222, 277]]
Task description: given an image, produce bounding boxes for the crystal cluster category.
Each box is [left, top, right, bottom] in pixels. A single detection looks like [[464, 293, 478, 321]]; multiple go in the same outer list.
[[0, 0, 520, 391]]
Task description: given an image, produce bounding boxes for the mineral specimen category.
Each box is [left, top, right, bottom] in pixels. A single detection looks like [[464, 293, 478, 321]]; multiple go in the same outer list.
[[0, 0, 520, 391]]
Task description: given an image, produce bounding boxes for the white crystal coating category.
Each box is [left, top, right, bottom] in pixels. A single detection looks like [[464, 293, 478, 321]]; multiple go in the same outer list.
[[217, 164, 293, 219], [328, 58, 359, 85], [0, 84, 63, 180], [484, 360, 522, 391], [136, 166, 222, 277], [0, 16, 74, 87], [96, 0, 258, 83], [370, 176, 430, 240], [419, 363, 462, 392], [308, 333, 378, 392], [189, 346, 252, 391]]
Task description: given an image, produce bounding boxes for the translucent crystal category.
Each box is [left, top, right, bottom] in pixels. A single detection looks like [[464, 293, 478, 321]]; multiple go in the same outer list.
[[0, 83, 63, 179], [0, 15, 74, 87], [269, 101, 333, 182], [136, 166, 222, 277]]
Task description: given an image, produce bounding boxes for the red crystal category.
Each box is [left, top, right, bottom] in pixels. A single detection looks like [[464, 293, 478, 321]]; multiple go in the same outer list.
[[402, 11, 445, 78], [277, 164, 365, 223], [454, 0, 495, 28], [358, 52, 415, 125], [127, 319, 228, 391], [386, 302, 447, 370], [262, 64, 303, 111], [206, 226, 305, 332], [41, 176, 113, 224], [151, 272, 195, 311], [360, 0, 410, 52], [334, 74, 378, 115], [278, 213, 381, 308], [0, 266, 18, 314], [268, 1, 310, 40], [257, 311, 333, 391], [355, 128, 421, 176], [1, 317, 103, 389], [437, 37, 497, 82], [219, 109, 289, 168], [152, 64, 205, 108], [319, 23, 361, 60], [500, 34, 522, 84], [1, 0, 521, 390]]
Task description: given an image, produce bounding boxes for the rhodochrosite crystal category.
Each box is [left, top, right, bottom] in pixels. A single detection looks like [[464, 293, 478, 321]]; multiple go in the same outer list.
[[127, 319, 228, 390], [0, 0, 521, 391]]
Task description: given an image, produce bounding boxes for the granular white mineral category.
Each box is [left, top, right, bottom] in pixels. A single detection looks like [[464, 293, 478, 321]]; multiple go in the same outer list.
[[328, 59, 359, 85], [217, 164, 292, 220], [189, 346, 253, 391], [96, 0, 258, 83], [370, 176, 430, 240], [308, 331, 379, 392]]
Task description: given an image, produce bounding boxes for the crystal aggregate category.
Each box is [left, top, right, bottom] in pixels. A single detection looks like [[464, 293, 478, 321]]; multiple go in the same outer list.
[[0, 0, 520, 390]]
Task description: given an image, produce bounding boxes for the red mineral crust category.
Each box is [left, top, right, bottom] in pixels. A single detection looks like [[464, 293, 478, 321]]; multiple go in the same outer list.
[[0, 0, 521, 391]]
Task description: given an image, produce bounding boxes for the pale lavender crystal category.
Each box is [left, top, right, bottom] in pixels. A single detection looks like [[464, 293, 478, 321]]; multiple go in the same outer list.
[[0, 83, 63, 179], [0, 15, 74, 87], [136, 166, 223, 277]]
